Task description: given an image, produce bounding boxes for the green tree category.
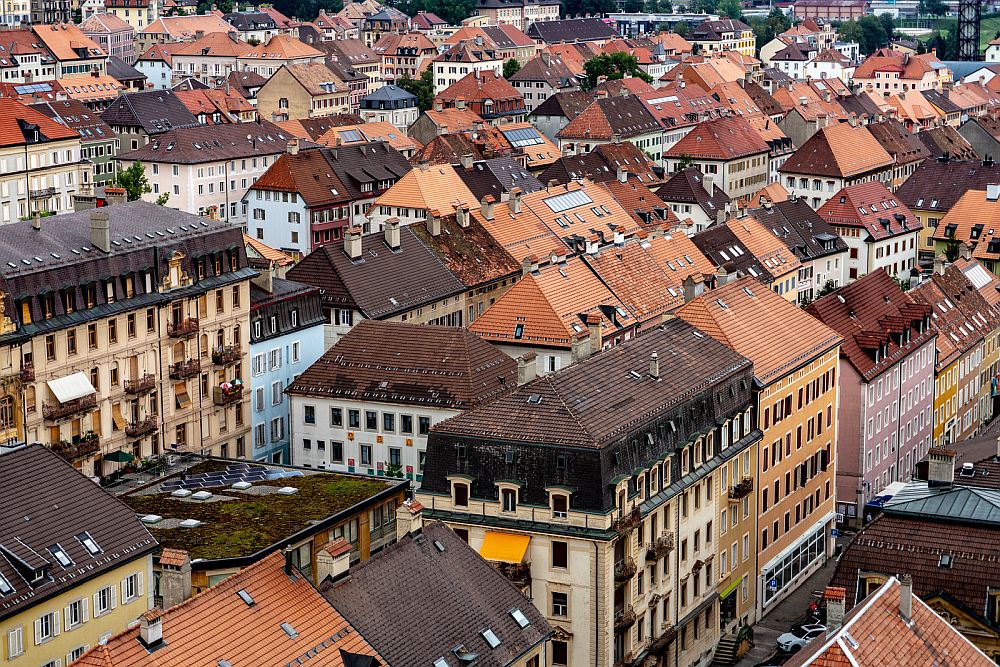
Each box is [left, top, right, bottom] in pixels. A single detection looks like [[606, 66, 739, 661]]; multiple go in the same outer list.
[[838, 19, 863, 44], [718, 0, 742, 19], [581, 52, 652, 91], [624, 0, 643, 11], [857, 15, 888, 54], [155, 193, 170, 206], [562, 0, 616, 18], [749, 8, 790, 56], [420, 0, 475, 26], [919, 0, 948, 15], [815, 279, 838, 299], [674, 20, 689, 37], [397, 69, 434, 111], [113, 162, 151, 202], [676, 154, 694, 170], [503, 58, 521, 79], [916, 38, 927, 54], [878, 12, 895, 41]]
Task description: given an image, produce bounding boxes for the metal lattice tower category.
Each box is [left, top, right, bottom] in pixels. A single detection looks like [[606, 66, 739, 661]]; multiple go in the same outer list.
[[957, 0, 982, 62]]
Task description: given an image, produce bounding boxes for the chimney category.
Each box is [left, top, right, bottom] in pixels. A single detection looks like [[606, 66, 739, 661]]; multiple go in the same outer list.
[[597, 89, 608, 99], [456, 97, 466, 110], [649, 351, 659, 379], [541, 51, 550, 66], [31, 211, 40, 231], [158, 549, 192, 607], [933, 254, 946, 276], [509, 188, 522, 214], [434, 100, 443, 112], [715, 265, 731, 286], [314, 538, 352, 584], [90, 211, 110, 253], [899, 575, 913, 622], [481, 195, 495, 220], [460, 152, 473, 169], [343, 226, 362, 260], [959, 241, 971, 260], [517, 353, 537, 385], [251, 259, 275, 293], [455, 204, 470, 228], [396, 498, 424, 540], [571, 331, 591, 361], [611, 224, 624, 246], [617, 167, 627, 183], [138, 609, 164, 648], [283, 546, 294, 575], [384, 217, 400, 250], [195, 29, 204, 39], [426, 209, 441, 236], [287, 138, 299, 154], [521, 255, 538, 275], [682, 274, 704, 302], [703, 173, 714, 195], [824, 587, 846, 631], [585, 234, 599, 255], [927, 447, 956, 487], [612, 133, 621, 144], [586, 312, 603, 355]]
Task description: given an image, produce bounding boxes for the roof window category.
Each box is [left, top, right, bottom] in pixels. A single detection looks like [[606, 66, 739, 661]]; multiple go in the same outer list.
[[510, 608, 530, 628], [76, 531, 101, 555]]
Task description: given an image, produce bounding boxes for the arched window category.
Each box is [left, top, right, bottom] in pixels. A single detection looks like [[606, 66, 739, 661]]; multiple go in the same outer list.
[[0, 396, 14, 430]]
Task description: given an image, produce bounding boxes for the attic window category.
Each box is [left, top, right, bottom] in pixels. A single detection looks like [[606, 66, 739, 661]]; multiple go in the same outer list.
[[481, 628, 501, 649], [48, 545, 72, 568], [237, 589, 255, 606], [527, 394, 542, 404], [514, 323, 524, 339], [281, 622, 298, 639], [510, 608, 530, 629], [434, 659, 449, 667], [939, 553, 953, 568], [76, 531, 101, 555], [0, 572, 13, 596]]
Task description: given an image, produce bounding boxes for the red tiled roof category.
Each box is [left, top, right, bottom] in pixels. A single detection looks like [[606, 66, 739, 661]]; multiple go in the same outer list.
[[0, 98, 80, 148], [780, 123, 893, 179], [817, 181, 922, 241], [665, 115, 769, 160]]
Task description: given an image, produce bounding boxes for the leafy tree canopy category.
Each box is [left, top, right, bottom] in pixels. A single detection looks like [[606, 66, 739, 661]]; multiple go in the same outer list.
[[397, 69, 435, 111], [581, 52, 652, 91], [718, 0, 742, 20], [503, 58, 521, 79], [114, 162, 151, 202]]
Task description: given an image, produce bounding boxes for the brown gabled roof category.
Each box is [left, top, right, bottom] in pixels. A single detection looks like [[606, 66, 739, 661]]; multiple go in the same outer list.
[[557, 95, 661, 141], [780, 123, 893, 179], [250, 148, 350, 208], [287, 320, 517, 409], [31, 23, 105, 61], [409, 211, 520, 287], [74, 551, 383, 667], [678, 276, 842, 385], [281, 62, 349, 96], [244, 234, 294, 267], [243, 34, 323, 60], [817, 181, 921, 242], [435, 70, 522, 107], [173, 31, 251, 57], [915, 125, 979, 161], [665, 115, 769, 160], [0, 97, 80, 148]]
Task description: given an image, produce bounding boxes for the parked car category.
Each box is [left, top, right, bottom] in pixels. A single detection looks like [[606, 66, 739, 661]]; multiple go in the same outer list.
[[776, 623, 827, 652]]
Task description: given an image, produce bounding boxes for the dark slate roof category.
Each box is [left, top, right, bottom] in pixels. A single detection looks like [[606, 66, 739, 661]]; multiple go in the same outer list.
[[118, 120, 293, 164], [319, 142, 411, 201], [408, 211, 520, 288], [99, 89, 198, 134], [914, 125, 979, 161], [539, 142, 662, 186], [691, 221, 775, 281], [0, 445, 157, 622], [750, 198, 848, 264], [322, 522, 552, 667], [895, 159, 1000, 214], [287, 320, 518, 409], [654, 167, 730, 213], [361, 84, 416, 103], [690, 18, 752, 40], [525, 17, 617, 44], [922, 88, 961, 114], [866, 118, 931, 165], [289, 114, 365, 141], [285, 226, 465, 318], [454, 157, 543, 201], [836, 90, 885, 119], [223, 10, 278, 31], [741, 80, 783, 117], [528, 89, 594, 121], [30, 98, 115, 144], [106, 55, 146, 83]]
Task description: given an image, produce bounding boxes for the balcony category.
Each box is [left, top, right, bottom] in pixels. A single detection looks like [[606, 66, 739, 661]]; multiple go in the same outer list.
[[649, 625, 677, 656], [43, 394, 97, 421], [612, 653, 635, 667], [30, 186, 56, 199], [614, 556, 636, 583], [19, 364, 34, 382], [213, 384, 243, 406], [612, 507, 641, 535], [167, 318, 199, 338], [613, 605, 637, 632], [646, 532, 675, 561], [50, 432, 99, 462], [169, 359, 200, 380], [728, 476, 754, 502], [123, 374, 155, 395], [126, 415, 158, 438], [495, 561, 531, 588], [211, 345, 241, 366]]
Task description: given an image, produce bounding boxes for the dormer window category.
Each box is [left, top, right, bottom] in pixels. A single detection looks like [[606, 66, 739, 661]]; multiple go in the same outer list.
[[552, 493, 568, 519], [501, 488, 517, 513], [453, 481, 469, 508]]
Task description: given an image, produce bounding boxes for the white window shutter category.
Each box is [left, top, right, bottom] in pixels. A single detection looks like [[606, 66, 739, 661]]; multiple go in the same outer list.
[[137, 572, 144, 597], [82, 598, 89, 623], [120, 580, 127, 605], [92, 592, 100, 616], [53, 612, 60, 637], [63, 605, 71, 629], [110, 585, 118, 609], [33, 620, 41, 646]]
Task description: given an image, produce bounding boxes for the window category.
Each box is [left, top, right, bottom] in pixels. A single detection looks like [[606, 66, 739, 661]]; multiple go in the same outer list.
[[501, 488, 517, 512], [552, 541, 568, 568], [401, 414, 413, 434], [7, 626, 23, 658], [332, 441, 343, 462], [552, 640, 568, 665], [348, 409, 360, 429], [552, 493, 568, 518], [551, 591, 568, 617], [383, 412, 395, 432], [121, 573, 140, 603], [331, 407, 343, 427], [453, 482, 469, 507], [304, 405, 315, 424], [365, 410, 377, 430], [271, 381, 283, 406], [419, 416, 431, 435], [65, 598, 86, 629], [35, 611, 57, 644], [93, 587, 112, 617], [360, 444, 372, 466]]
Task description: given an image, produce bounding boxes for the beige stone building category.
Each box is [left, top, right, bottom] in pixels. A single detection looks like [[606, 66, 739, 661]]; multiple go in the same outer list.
[[0, 201, 252, 478], [256, 63, 352, 123]]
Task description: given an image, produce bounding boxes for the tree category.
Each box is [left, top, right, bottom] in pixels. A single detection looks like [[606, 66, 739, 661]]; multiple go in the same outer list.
[[581, 52, 652, 91], [421, 0, 475, 26], [624, 0, 643, 11], [562, 0, 616, 18], [155, 192, 170, 206], [918, 0, 948, 15], [838, 19, 863, 45], [676, 154, 694, 170], [815, 279, 838, 299], [718, 0, 742, 19], [916, 39, 927, 54], [114, 162, 151, 202], [503, 58, 521, 79], [397, 69, 434, 111], [674, 20, 689, 37], [749, 8, 790, 56], [857, 15, 888, 54], [877, 12, 895, 41]]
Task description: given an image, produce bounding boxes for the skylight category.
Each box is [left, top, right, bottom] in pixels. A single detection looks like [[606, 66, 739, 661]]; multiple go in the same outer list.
[[76, 531, 101, 555], [0, 572, 13, 596], [281, 622, 298, 638], [237, 589, 255, 606], [48, 544, 72, 568], [510, 608, 530, 628]]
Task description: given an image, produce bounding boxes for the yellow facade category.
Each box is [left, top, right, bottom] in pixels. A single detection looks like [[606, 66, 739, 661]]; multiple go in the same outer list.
[[932, 344, 984, 447], [0, 555, 152, 666]]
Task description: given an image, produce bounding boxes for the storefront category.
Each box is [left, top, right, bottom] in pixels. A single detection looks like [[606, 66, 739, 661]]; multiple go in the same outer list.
[[759, 513, 834, 611]]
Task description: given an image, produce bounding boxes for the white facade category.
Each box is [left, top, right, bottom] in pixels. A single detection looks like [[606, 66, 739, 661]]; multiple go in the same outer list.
[[245, 189, 312, 257], [802, 58, 854, 82], [358, 105, 419, 131], [432, 57, 502, 94], [839, 228, 919, 281], [135, 58, 172, 90], [290, 395, 452, 486], [0, 140, 89, 225]]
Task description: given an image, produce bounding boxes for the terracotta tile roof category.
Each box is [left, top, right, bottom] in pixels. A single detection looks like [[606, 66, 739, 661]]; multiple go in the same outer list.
[[244, 234, 294, 266], [409, 208, 521, 287], [79, 12, 133, 33], [933, 190, 1000, 262], [865, 119, 930, 166], [0, 97, 81, 148], [174, 87, 254, 122], [639, 81, 728, 130], [583, 240, 686, 320], [751, 198, 848, 266], [279, 62, 349, 96], [780, 123, 894, 179], [250, 148, 350, 208], [540, 42, 596, 75], [157, 548, 189, 567], [678, 276, 842, 385], [726, 213, 803, 277], [173, 31, 252, 57], [288, 320, 517, 408], [807, 270, 933, 381], [371, 162, 477, 213], [413, 133, 485, 164], [0, 446, 158, 624], [245, 34, 323, 60], [599, 179, 678, 228], [593, 76, 657, 97], [274, 114, 363, 140], [49, 72, 122, 103], [529, 89, 594, 121], [410, 10, 446, 29], [31, 23, 105, 61], [651, 31, 693, 54], [440, 317, 752, 448], [771, 82, 849, 123], [422, 106, 485, 134], [470, 255, 631, 348], [140, 14, 236, 39], [854, 50, 948, 81], [886, 91, 941, 126], [435, 70, 523, 111], [509, 52, 580, 88], [817, 181, 921, 242], [372, 30, 435, 56], [954, 257, 1000, 306], [75, 551, 383, 667], [645, 231, 717, 280], [473, 201, 569, 263], [665, 115, 769, 160], [557, 95, 662, 141], [322, 523, 551, 667], [748, 182, 789, 208], [785, 575, 994, 667]]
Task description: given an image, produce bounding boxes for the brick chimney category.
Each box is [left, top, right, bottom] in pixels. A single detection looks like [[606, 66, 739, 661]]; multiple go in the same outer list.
[[158, 549, 191, 607], [571, 331, 591, 361], [481, 194, 495, 220], [396, 498, 424, 540], [517, 352, 537, 385], [586, 312, 603, 354], [138, 608, 164, 648], [286, 138, 299, 154], [343, 226, 362, 260], [824, 586, 846, 631]]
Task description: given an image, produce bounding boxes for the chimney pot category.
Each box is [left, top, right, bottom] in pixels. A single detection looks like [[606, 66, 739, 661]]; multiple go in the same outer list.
[[517, 353, 537, 384], [927, 447, 956, 487], [89, 210, 110, 253], [384, 217, 400, 249], [899, 575, 913, 621], [649, 351, 659, 379], [31, 211, 40, 231], [426, 210, 441, 236], [343, 227, 362, 260], [138, 609, 164, 648]]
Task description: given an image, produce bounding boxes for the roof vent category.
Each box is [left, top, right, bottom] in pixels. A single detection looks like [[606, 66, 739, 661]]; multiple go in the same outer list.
[[281, 622, 298, 639], [140, 514, 163, 524], [232, 481, 252, 490], [179, 519, 202, 529], [171, 489, 193, 498], [276, 486, 298, 495], [433, 540, 446, 552], [191, 491, 213, 501]]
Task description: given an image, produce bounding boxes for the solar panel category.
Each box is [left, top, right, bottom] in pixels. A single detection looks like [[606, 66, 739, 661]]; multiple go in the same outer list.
[[502, 127, 544, 147], [543, 190, 593, 213], [338, 129, 363, 143]]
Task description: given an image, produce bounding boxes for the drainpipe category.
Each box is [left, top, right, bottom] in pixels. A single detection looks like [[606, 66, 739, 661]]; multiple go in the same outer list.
[[594, 539, 599, 667]]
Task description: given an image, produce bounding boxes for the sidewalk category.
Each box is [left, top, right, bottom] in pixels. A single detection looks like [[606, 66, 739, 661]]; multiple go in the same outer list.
[[734, 543, 844, 666]]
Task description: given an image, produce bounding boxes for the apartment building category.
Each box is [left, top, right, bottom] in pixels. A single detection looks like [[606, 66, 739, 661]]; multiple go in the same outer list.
[[256, 63, 352, 122], [417, 319, 760, 667], [100, 89, 199, 153], [116, 121, 290, 226], [688, 19, 756, 58], [30, 23, 109, 77], [0, 446, 157, 667], [31, 99, 120, 186], [664, 117, 770, 201], [249, 272, 324, 464], [0, 99, 89, 226], [104, 0, 159, 31], [807, 271, 936, 526], [2, 202, 253, 476], [679, 278, 842, 617], [473, 0, 559, 32], [289, 321, 516, 484], [79, 13, 136, 64], [170, 32, 252, 86]]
